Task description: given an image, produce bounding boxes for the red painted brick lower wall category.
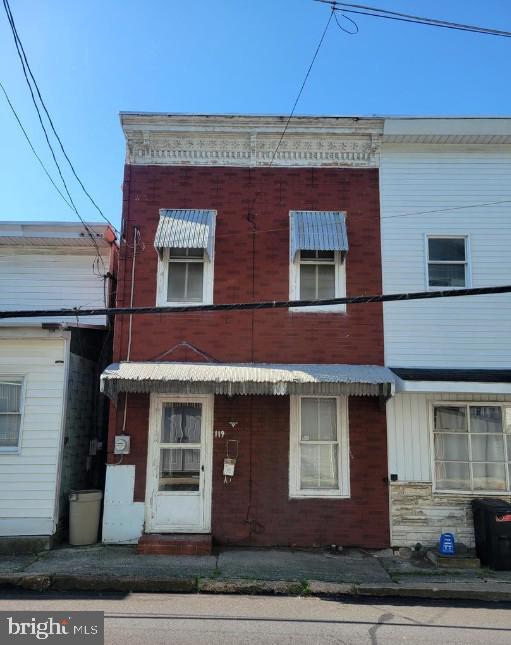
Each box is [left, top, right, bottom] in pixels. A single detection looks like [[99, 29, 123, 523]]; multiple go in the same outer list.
[[113, 393, 389, 548]]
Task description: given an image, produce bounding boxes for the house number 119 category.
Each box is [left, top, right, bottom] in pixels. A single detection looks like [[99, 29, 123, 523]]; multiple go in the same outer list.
[[214, 430, 225, 439]]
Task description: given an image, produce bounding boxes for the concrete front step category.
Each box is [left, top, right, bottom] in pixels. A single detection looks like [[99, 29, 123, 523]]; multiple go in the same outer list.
[[137, 533, 212, 556]]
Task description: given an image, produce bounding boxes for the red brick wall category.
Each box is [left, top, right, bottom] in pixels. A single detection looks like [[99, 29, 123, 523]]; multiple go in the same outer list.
[[107, 164, 389, 547], [121, 393, 389, 548], [112, 165, 383, 365]]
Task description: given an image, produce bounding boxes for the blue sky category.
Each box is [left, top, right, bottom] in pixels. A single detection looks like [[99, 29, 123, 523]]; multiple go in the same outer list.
[[1, 0, 510, 229]]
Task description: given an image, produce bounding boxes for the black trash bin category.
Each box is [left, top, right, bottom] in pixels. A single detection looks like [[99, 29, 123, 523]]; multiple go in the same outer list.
[[472, 498, 511, 570]]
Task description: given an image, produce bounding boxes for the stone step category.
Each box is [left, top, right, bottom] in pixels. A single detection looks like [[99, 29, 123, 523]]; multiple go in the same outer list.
[[137, 533, 212, 556]]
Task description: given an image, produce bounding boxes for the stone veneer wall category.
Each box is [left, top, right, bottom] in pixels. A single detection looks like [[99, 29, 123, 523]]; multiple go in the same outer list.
[[390, 482, 511, 548]]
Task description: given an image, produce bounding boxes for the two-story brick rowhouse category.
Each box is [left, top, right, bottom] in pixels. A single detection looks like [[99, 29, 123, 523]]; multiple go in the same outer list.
[[101, 113, 396, 551]]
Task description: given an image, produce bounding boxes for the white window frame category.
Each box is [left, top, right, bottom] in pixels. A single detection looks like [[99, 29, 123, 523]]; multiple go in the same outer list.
[[425, 235, 471, 291], [430, 401, 511, 495], [156, 247, 214, 307], [0, 377, 25, 454], [289, 251, 346, 313], [289, 395, 350, 499]]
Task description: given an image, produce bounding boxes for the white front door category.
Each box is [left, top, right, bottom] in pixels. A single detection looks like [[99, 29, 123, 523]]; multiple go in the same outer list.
[[146, 394, 213, 533]]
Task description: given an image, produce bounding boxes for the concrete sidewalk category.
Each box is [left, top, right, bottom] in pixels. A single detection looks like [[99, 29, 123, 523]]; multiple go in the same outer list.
[[1, 545, 511, 602]]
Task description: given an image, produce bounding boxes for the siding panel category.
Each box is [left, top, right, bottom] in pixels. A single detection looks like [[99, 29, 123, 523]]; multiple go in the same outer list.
[[380, 144, 511, 368]]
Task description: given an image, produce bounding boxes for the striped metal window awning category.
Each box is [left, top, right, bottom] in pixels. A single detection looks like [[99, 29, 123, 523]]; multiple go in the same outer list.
[[290, 211, 348, 260], [154, 209, 216, 258]]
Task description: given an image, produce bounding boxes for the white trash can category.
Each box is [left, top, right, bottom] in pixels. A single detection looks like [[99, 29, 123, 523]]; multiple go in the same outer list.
[[69, 489, 103, 546]]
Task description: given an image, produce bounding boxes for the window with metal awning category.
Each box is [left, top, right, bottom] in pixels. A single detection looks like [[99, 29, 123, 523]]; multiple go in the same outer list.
[[154, 210, 216, 306], [289, 211, 349, 311], [154, 209, 216, 259]]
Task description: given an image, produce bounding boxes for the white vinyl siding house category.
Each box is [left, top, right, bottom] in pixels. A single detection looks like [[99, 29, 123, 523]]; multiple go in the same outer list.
[[0, 222, 116, 545], [380, 118, 511, 548]]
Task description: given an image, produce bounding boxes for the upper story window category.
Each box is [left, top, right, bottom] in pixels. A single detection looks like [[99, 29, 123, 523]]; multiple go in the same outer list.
[[289, 211, 348, 313], [433, 403, 511, 494], [0, 380, 23, 452], [154, 210, 215, 306], [427, 236, 469, 289]]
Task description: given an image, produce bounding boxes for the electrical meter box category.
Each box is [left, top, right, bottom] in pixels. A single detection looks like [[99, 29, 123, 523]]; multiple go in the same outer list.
[[114, 435, 131, 455]]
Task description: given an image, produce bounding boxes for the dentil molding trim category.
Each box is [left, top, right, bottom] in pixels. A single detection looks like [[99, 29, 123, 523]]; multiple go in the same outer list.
[[121, 114, 383, 168]]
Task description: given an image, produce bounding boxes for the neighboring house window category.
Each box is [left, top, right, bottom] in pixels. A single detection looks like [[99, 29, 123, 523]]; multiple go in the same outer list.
[[290, 251, 346, 312], [289, 396, 349, 498], [427, 236, 469, 288], [0, 380, 23, 452], [433, 403, 511, 493]]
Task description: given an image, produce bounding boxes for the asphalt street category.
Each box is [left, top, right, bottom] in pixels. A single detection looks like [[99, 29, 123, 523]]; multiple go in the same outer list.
[[0, 592, 510, 644]]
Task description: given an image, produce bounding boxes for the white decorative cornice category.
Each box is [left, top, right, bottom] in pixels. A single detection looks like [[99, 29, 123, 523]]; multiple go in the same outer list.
[[120, 114, 384, 168]]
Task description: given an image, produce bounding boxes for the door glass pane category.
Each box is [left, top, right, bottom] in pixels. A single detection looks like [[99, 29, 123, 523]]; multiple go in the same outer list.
[[435, 461, 470, 490], [300, 444, 338, 489], [301, 398, 337, 441], [470, 407, 503, 433], [434, 434, 469, 460], [300, 264, 316, 299], [428, 263, 465, 287], [159, 448, 200, 491], [428, 238, 466, 261], [161, 403, 202, 443], [0, 415, 20, 447], [472, 463, 507, 491], [471, 435, 505, 462], [434, 406, 467, 431], [317, 265, 335, 299], [186, 262, 204, 300], [167, 262, 186, 300], [507, 436, 511, 461]]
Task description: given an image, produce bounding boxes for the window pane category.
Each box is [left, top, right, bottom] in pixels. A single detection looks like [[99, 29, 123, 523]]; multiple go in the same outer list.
[[161, 403, 202, 443], [317, 265, 335, 299], [507, 436, 511, 461], [301, 398, 337, 441], [428, 263, 466, 287], [434, 434, 469, 461], [169, 248, 203, 258], [428, 238, 466, 262], [470, 406, 503, 433], [167, 262, 187, 300], [186, 262, 204, 300], [300, 444, 338, 489], [300, 264, 316, 299], [0, 415, 20, 447], [0, 383, 20, 413], [434, 406, 467, 431], [435, 461, 470, 490], [317, 251, 335, 260], [159, 448, 200, 491], [471, 435, 505, 462], [472, 463, 507, 491]]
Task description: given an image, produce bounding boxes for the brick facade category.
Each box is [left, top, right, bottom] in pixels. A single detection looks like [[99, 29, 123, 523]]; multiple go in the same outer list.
[[107, 163, 389, 547]]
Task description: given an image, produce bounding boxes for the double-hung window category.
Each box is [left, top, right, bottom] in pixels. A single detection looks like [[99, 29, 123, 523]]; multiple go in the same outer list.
[[289, 396, 349, 498], [289, 211, 348, 312], [155, 209, 215, 306], [0, 380, 23, 452], [433, 403, 511, 493], [427, 236, 469, 288]]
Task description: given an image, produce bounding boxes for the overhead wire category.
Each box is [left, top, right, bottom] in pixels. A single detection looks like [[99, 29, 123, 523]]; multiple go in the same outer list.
[[315, 1, 511, 38], [2, 0, 120, 237]]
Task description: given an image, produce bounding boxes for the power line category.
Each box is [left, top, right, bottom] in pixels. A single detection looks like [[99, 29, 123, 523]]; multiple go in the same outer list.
[[1, 284, 510, 320], [3, 0, 107, 267], [3, 0, 120, 237], [382, 199, 511, 220], [316, 1, 511, 38], [0, 79, 73, 210]]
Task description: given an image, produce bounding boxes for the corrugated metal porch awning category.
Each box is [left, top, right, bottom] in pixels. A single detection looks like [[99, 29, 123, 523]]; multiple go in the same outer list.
[[154, 209, 215, 258], [290, 211, 348, 259], [100, 362, 395, 398]]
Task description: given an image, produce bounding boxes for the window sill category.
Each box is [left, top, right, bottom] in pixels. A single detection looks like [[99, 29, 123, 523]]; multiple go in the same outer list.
[[434, 489, 511, 496], [290, 491, 349, 500], [157, 301, 210, 307], [289, 305, 346, 314], [426, 285, 469, 292], [0, 448, 20, 454]]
